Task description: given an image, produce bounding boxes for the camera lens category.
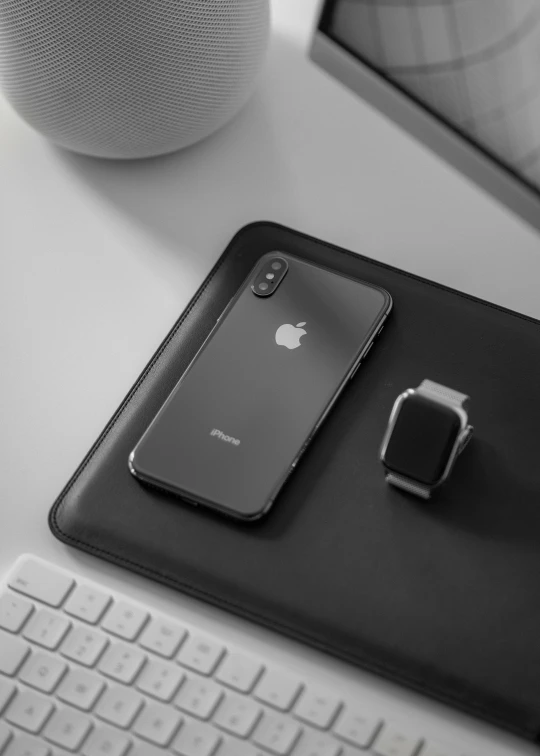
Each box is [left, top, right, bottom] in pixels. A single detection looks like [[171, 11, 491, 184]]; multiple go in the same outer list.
[[266, 273, 275, 280], [271, 261, 282, 270], [259, 282, 269, 291]]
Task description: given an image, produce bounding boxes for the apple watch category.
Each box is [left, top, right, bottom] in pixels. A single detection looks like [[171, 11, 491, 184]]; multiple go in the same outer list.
[[380, 379, 473, 499]]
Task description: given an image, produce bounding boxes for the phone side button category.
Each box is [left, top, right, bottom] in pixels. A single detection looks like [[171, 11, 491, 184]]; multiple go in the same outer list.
[[350, 359, 362, 381], [351, 343, 374, 381]]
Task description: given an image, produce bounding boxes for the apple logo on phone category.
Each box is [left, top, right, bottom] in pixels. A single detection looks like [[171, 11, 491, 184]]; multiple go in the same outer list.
[[275, 322, 307, 350]]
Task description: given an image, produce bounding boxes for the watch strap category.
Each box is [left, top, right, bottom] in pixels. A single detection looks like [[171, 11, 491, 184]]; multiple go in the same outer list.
[[417, 379, 469, 409], [386, 472, 431, 499], [385, 473, 432, 499]]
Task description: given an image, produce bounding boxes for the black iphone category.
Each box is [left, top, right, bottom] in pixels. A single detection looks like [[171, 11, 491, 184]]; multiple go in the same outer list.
[[129, 253, 392, 520]]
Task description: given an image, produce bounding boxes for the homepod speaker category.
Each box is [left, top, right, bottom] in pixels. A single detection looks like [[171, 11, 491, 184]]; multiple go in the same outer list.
[[0, 0, 269, 159]]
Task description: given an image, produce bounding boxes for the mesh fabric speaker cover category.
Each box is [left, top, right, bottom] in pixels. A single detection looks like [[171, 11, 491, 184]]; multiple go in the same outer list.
[[0, 0, 269, 158]]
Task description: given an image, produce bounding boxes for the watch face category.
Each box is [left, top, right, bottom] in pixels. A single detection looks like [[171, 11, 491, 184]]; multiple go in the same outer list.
[[383, 394, 463, 486]]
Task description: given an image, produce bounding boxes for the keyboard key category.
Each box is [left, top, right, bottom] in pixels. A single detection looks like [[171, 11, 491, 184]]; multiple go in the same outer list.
[[101, 601, 148, 641], [254, 670, 302, 712], [252, 712, 302, 755], [174, 678, 222, 720], [177, 635, 224, 676], [172, 720, 222, 756], [0, 632, 29, 675], [82, 725, 132, 756], [139, 618, 187, 659], [0, 679, 16, 714], [64, 584, 111, 625], [43, 707, 92, 751], [294, 731, 342, 756], [5, 690, 54, 733], [133, 701, 182, 746], [0, 593, 33, 634], [95, 685, 143, 729], [213, 693, 262, 738], [130, 744, 168, 756], [0, 721, 12, 751], [294, 688, 341, 730], [56, 668, 105, 711], [215, 653, 263, 694], [419, 742, 461, 756], [23, 609, 70, 650], [333, 708, 381, 748], [98, 642, 146, 684], [18, 652, 67, 694], [8, 561, 74, 608], [215, 742, 259, 756], [373, 725, 422, 756], [136, 659, 184, 702], [61, 625, 109, 667], [4, 734, 50, 756], [0, 555, 475, 756]]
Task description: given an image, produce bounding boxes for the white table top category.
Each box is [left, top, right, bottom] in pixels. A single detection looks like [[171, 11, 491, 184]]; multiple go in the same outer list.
[[1, 1, 539, 753]]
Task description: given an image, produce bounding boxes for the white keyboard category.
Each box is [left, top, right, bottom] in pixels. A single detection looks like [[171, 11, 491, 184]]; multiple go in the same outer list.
[[0, 556, 502, 756]]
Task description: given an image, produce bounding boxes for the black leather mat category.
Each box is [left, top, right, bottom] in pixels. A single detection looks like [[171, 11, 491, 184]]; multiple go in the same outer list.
[[50, 222, 540, 741]]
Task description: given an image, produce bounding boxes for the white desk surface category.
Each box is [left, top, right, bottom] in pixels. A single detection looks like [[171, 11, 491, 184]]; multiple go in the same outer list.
[[1, 1, 539, 754]]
